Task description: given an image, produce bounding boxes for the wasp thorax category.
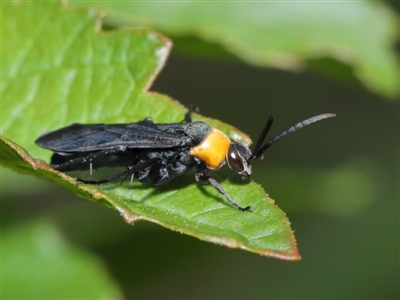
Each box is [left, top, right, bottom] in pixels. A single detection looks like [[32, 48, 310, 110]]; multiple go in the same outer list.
[[189, 128, 231, 170]]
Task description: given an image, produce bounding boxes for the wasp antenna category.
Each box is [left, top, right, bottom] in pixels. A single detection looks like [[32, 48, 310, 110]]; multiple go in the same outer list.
[[253, 113, 336, 159], [250, 116, 274, 160]]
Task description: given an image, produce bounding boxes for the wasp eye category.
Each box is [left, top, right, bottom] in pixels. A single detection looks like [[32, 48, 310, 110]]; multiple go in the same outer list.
[[227, 147, 244, 173]]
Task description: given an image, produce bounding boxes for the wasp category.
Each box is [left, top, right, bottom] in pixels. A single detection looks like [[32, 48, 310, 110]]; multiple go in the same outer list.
[[35, 108, 335, 211]]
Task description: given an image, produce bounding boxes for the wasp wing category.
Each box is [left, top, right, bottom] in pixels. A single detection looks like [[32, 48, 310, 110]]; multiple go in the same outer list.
[[35, 123, 192, 152]]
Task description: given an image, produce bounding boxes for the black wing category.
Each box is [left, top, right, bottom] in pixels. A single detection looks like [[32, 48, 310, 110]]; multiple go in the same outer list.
[[35, 122, 192, 152]]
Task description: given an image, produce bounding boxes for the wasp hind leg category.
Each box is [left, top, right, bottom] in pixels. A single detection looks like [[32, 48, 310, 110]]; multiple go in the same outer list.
[[75, 159, 157, 185], [51, 146, 127, 172], [195, 173, 253, 212]]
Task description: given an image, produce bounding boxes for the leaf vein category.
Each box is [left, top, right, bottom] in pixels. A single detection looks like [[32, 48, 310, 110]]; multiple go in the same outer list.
[[2, 74, 43, 132], [8, 12, 51, 78]]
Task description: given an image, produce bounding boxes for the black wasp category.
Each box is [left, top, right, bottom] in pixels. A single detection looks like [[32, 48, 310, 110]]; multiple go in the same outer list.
[[36, 108, 335, 211]]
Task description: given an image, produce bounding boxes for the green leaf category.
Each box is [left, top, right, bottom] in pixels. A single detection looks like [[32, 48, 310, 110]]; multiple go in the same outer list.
[[1, 135, 300, 260], [70, 1, 399, 99], [255, 159, 381, 217], [1, 219, 122, 299], [1, 1, 300, 260]]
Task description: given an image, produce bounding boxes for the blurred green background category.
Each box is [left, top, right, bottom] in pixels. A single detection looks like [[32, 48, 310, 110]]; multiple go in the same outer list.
[[2, 1, 399, 299]]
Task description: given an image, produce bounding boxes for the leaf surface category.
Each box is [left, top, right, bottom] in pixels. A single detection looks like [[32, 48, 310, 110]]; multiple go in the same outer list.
[[70, 1, 399, 98], [1, 1, 300, 260], [2, 219, 122, 299]]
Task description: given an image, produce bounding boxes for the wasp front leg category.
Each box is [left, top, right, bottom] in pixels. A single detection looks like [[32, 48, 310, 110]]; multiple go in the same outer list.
[[195, 171, 253, 212]]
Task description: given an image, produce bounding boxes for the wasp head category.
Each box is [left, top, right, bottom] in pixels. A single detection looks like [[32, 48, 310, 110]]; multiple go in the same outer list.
[[226, 142, 252, 178]]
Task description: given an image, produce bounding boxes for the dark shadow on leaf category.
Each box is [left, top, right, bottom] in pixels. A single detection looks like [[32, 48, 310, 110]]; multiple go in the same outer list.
[[49, 161, 254, 209]]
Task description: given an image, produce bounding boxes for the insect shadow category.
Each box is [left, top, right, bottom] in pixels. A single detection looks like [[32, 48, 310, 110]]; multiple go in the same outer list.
[[95, 167, 237, 207]]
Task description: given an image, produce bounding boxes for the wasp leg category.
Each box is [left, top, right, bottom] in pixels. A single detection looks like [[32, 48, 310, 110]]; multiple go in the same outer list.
[[51, 146, 127, 171], [195, 173, 253, 212], [136, 117, 157, 127], [75, 159, 157, 185], [184, 105, 200, 123]]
